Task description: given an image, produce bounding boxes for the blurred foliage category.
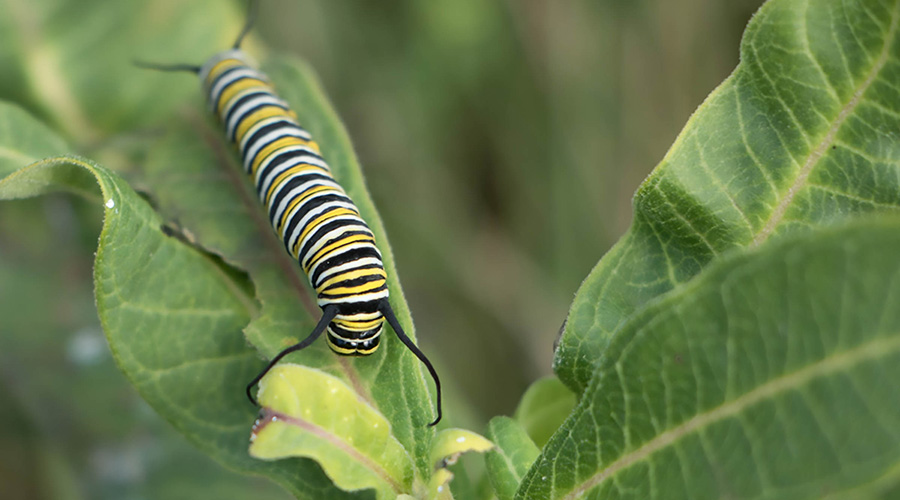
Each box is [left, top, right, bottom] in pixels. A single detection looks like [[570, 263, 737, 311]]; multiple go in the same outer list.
[[0, 0, 764, 497]]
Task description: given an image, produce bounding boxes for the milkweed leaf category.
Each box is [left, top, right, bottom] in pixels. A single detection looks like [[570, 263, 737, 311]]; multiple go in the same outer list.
[[555, 0, 900, 395], [512, 376, 575, 449], [485, 417, 539, 500], [0, 155, 358, 499], [426, 428, 494, 499], [250, 364, 414, 500], [521, 217, 900, 499], [140, 54, 438, 481]]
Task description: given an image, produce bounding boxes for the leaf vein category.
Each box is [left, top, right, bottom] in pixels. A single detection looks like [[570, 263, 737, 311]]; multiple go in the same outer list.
[[562, 333, 900, 500], [752, 0, 900, 245]]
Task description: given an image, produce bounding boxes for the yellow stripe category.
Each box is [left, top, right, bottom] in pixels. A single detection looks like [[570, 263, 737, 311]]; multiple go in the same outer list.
[[291, 207, 358, 255], [335, 318, 384, 330], [235, 106, 291, 143], [277, 185, 340, 231], [306, 234, 375, 271], [320, 278, 386, 297], [205, 58, 243, 87], [317, 267, 385, 291], [355, 344, 379, 355], [250, 135, 315, 176], [264, 164, 330, 205], [327, 341, 358, 355], [217, 78, 269, 116]]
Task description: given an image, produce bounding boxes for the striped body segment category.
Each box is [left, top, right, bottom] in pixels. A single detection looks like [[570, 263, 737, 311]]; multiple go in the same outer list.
[[200, 50, 387, 355]]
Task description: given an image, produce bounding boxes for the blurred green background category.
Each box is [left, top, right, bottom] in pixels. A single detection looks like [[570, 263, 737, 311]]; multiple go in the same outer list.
[[0, 0, 761, 497]]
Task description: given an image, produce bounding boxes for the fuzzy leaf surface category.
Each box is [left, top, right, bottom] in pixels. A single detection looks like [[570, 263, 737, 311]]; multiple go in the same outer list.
[[250, 364, 414, 500], [485, 417, 539, 500], [555, 0, 900, 394], [139, 54, 438, 491], [521, 217, 900, 499], [0, 156, 359, 499]]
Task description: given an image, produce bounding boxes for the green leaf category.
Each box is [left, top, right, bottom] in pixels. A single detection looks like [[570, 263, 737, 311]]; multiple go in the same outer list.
[[250, 364, 414, 500], [0, 101, 68, 177], [554, 0, 900, 394], [0, 0, 244, 141], [0, 156, 356, 499], [520, 216, 900, 499], [512, 376, 575, 449], [426, 429, 494, 499], [429, 428, 494, 470], [140, 54, 439, 477], [1, 31, 443, 500], [485, 417, 539, 500]]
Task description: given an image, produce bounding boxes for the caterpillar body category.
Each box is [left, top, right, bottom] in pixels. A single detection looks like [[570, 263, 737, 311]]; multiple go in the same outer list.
[[139, 3, 441, 426]]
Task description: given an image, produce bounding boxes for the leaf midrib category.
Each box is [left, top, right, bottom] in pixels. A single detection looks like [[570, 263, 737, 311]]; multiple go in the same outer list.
[[752, 1, 900, 246], [265, 408, 406, 495], [562, 333, 900, 500], [189, 114, 379, 410]]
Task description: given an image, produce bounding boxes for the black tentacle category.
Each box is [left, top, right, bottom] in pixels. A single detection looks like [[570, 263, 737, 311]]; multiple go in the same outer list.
[[380, 300, 442, 426], [245, 305, 338, 404]]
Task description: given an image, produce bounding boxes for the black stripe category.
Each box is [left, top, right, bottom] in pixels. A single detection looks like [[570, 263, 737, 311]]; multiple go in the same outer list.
[[257, 171, 332, 200], [223, 89, 271, 129], [209, 66, 243, 113], [302, 229, 374, 273], [228, 102, 289, 141], [313, 261, 382, 289], [295, 218, 367, 263], [310, 247, 383, 285], [319, 283, 388, 300], [241, 119, 309, 162], [327, 332, 380, 353], [328, 323, 381, 341], [320, 271, 385, 292], [209, 66, 258, 112], [334, 298, 382, 316], [253, 148, 324, 181], [274, 192, 352, 234]]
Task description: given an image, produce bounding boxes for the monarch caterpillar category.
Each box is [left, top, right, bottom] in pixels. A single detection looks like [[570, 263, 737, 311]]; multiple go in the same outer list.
[[138, 1, 442, 426]]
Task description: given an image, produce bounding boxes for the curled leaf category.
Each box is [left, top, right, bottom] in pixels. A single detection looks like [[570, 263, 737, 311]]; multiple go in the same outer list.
[[485, 417, 539, 500], [512, 376, 575, 448], [426, 428, 493, 499], [0, 155, 352, 499], [250, 364, 415, 499]]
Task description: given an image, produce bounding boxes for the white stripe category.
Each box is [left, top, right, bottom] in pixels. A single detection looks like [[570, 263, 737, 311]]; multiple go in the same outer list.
[[225, 94, 285, 139], [253, 144, 327, 176], [257, 156, 331, 197], [289, 212, 363, 253], [297, 235, 375, 276], [318, 289, 389, 306], [243, 127, 314, 172], [284, 207, 357, 253], [313, 256, 382, 287], [239, 116, 308, 151], [298, 226, 373, 268], [222, 87, 275, 123], [208, 68, 262, 112], [268, 179, 343, 220], [278, 198, 356, 242], [335, 311, 383, 322]]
